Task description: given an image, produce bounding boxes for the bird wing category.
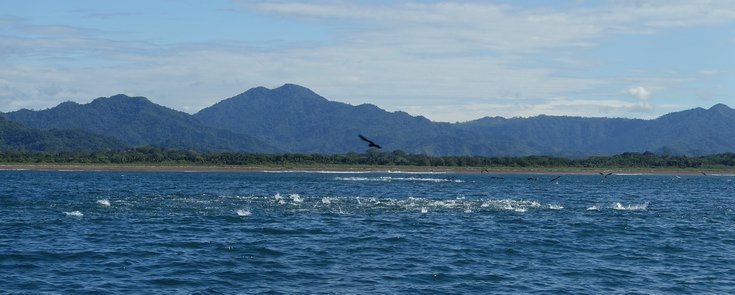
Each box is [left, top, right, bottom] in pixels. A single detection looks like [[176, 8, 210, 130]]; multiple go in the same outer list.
[[358, 134, 372, 143]]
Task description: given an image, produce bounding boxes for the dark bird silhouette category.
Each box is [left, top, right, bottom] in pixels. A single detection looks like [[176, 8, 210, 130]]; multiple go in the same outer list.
[[358, 134, 382, 149], [550, 176, 561, 182], [701, 171, 707, 176], [604, 172, 613, 178]]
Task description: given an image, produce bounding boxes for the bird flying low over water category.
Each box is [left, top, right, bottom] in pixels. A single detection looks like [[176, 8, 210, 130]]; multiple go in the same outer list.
[[550, 176, 561, 182], [599, 172, 613, 178], [358, 134, 382, 149]]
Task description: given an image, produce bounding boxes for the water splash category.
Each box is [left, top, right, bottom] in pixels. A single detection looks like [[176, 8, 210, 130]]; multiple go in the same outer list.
[[96, 199, 111, 207], [64, 211, 83, 217], [613, 202, 648, 211], [290, 194, 303, 203], [335, 176, 463, 183]]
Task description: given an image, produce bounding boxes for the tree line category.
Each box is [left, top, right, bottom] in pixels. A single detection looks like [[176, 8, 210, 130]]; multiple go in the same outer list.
[[1, 147, 734, 169]]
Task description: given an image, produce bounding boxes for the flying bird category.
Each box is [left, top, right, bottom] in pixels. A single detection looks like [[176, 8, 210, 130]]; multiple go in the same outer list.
[[550, 176, 561, 182], [358, 134, 382, 149]]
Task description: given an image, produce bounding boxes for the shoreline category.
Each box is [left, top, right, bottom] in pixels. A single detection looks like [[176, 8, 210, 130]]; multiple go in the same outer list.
[[1, 163, 733, 175]]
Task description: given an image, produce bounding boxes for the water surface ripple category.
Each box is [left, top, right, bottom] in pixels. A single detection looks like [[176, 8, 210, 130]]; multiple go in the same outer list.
[[1, 170, 734, 293]]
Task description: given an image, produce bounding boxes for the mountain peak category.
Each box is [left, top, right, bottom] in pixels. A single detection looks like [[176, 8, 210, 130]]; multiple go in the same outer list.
[[271, 83, 324, 100], [103, 94, 151, 103], [709, 103, 731, 111], [226, 83, 328, 106]]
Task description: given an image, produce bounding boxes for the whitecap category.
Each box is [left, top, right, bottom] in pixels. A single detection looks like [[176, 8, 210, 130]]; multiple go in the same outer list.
[[613, 202, 648, 211], [290, 194, 303, 203], [549, 204, 564, 210], [586, 206, 600, 211], [64, 211, 83, 217], [386, 171, 447, 174], [236, 209, 252, 217], [321, 197, 332, 204], [335, 176, 384, 182], [334, 176, 463, 183], [264, 170, 370, 174], [420, 207, 429, 214], [96, 199, 111, 207]]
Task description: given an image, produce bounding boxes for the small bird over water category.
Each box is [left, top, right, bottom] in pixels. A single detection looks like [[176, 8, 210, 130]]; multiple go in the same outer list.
[[358, 134, 382, 149]]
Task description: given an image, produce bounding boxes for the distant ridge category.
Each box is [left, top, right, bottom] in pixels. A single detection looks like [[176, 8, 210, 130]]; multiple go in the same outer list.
[[2, 84, 733, 156], [456, 103, 735, 156], [0, 116, 126, 151], [194, 84, 528, 155], [2, 94, 277, 153]]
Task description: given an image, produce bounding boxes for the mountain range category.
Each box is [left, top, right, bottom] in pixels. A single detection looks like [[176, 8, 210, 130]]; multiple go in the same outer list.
[[1, 84, 733, 156], [0, 116, 125, 152], [2, 94, 276, 153]]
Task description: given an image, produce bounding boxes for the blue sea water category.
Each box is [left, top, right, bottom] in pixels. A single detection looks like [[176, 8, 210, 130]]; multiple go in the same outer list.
[[1, 170, 734, 294]]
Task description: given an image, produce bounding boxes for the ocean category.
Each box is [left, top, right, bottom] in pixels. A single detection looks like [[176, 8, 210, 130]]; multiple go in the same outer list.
[[1, 170, 734, 294]]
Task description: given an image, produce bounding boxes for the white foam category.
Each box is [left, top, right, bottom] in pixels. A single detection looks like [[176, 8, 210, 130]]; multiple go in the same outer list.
[[96, 199, 111, 207], [335, 176, 386, 182], [263, 170, 370, 174], [64, 211, 83, 217], [321, 197, 332, 204], [386, 170, 447, 174], [236, 209, 252, 216], [481, 199, 541, 212], [613, 202, 648, 211], [420, 207, 429, 214], [290, 194, 303, 203], [586, 206, 600, 211], [335, 176, 463, 183], [549, 204, 564, 210]]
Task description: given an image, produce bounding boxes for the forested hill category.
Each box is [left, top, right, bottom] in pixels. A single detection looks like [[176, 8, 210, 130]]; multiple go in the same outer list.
[[0, 116, 126, 151], [194, 84, 531, 155], [195, 84, 734, 156], [456, 103, 735, 156], [2, 95, 277, 153], [2, 84, 733, 156]]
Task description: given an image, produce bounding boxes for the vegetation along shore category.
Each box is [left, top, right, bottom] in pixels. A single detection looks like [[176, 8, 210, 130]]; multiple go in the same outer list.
[[2, 146, 734, 174]]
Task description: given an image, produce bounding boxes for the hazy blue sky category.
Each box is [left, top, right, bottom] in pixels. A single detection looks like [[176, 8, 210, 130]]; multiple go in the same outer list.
[[2, 0, 734, 122]]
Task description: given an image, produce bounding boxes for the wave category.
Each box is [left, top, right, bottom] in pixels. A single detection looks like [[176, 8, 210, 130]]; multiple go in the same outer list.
[[236, 209, 252, 216], [96, 199, 111, 207], [385, 170, 447, 174], [335, 176, 463, 183], [64, 211, 83, 217], [263, 170, 370, 174], [263, 170, 449, 174], [612, 202, 648, 211]]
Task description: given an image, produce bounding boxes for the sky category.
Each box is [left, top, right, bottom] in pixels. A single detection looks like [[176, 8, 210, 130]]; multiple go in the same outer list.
[[1, 0, 734, 122]]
